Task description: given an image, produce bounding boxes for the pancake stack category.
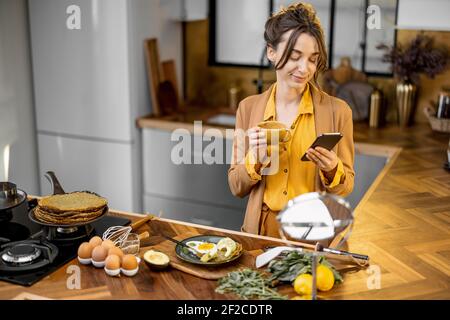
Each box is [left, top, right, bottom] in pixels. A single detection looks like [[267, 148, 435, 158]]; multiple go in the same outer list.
[[34, 192, 108, 225]]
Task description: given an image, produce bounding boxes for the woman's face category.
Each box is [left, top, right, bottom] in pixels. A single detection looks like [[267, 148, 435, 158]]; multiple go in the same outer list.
[[267, 31, 319, 91]]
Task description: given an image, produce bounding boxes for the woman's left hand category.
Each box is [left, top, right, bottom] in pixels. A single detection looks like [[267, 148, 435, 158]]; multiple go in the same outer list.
[[306, 146, 338, 173]]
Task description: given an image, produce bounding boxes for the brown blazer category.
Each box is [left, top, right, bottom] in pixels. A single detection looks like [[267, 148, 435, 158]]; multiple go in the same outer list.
[[228, 83, 355, 235]]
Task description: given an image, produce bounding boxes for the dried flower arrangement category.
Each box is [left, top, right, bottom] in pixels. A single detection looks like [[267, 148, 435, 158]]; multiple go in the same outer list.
[[377, 34, 449, 84]]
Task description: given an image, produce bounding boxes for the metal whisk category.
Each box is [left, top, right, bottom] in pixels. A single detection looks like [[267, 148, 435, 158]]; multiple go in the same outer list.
[[102, 225, 132, 248]]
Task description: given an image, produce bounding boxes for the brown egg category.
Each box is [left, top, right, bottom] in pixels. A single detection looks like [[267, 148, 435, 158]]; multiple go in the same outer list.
[[101, 239, 116, 250], [89, 236, 103, 247], [108, 246, 124, 259], [91, 245, 108, 262], [77, 242, 93, 259], [121, 254, 138, 270], [105, 254, 121, 270]]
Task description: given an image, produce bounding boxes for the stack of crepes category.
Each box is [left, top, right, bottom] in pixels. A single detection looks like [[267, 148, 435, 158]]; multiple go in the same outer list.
[[34, 192, 108, 225]]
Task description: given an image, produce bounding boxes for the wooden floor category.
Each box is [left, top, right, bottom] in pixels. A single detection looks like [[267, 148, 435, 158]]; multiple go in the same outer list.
[[1, 122, 449, 300], [338, 122, 450, 299]]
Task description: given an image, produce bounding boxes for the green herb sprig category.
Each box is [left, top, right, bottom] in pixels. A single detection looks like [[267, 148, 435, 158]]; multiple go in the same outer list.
[[216, 269, 287, 300], [266, 251, 343, 285]]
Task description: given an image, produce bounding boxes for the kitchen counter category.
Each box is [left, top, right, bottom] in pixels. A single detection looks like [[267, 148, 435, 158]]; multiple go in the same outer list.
[[136, 107, 236, 135], [1, 123, 449, 300]]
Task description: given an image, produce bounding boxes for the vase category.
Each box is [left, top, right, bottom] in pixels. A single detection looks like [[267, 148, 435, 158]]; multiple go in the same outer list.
[[396, 81, 417, 127]]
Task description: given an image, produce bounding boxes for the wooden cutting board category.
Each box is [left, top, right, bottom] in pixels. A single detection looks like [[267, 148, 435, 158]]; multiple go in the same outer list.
[[139, 232, 259, 280], [139, 232, 367, 280]]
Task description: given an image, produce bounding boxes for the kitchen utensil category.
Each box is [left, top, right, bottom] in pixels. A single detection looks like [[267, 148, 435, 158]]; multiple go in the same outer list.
[[0, 182, 28, 223], [257, 121, 291, 144], [255, 246, 303, 268], [28, 171, 108, 229], [43, 171, 65, 194], [103, 216, 154, 248], [315, 243, 369, 261], [437, 91, 450, 119], [138, 231, 150, 240], [277, 191, 357, 300], [144, 38, 162, 117], [130, 215, 154, 230], [157, 80, 178, 116], [277, 192, 354, 243], [173, 235, 244, 267], [161, 59, 184, 113], [29, 206, 108, 228], [120, 232, 149, 256], [140, 232, 252, 280], [259, 244, 369, 266], [161, 234, 202, 257], [102, 225, 132, 246]]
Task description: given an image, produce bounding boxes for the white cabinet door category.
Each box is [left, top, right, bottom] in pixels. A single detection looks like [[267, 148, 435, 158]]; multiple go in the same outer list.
[[143, 194, 244, 231], [29, 0, 131, 141], [38, 133, 134, 211], [142, 128, 247, 210]]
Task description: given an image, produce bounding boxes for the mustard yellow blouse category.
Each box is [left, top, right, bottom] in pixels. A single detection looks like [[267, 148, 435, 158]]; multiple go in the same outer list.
[[245, 83, 345, 211]]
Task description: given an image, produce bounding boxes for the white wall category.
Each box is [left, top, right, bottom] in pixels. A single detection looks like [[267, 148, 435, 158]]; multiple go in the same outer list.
[[216, 0, 269, 65], [185, 0, 208, 21], [0, 0, 39, 194], [128, 0, 184, 124], [397, 0, 450, 31]]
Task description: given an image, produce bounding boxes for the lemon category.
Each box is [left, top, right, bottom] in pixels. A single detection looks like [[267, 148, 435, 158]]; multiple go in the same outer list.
[[293, 274, 313, 295], [291, 295, 312, 300], [316, 264, 335, 292]]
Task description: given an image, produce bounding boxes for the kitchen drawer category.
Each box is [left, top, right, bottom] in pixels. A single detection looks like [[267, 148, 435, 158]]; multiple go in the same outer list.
[[142, 128, 247, 210], [143, 193, 245, 231]]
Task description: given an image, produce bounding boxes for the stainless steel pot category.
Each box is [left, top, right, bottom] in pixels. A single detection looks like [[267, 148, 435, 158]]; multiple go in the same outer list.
[[0, 182, 33, 243], [0, 182, 28, 221]]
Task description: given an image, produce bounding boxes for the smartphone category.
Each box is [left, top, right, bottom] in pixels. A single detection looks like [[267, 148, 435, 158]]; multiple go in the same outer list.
[[301, 133, 343, 161]]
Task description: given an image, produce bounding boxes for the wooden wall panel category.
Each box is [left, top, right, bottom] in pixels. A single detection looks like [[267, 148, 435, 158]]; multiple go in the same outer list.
[[184, 20, 450, 124]]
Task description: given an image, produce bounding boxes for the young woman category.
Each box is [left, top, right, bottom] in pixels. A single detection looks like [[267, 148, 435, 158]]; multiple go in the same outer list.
[[228, 3, 355, 238]]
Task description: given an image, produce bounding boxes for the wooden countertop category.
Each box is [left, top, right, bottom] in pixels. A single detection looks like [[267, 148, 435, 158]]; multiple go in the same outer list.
[[1, 123, 449, 300], [136, 107, 236, 135]]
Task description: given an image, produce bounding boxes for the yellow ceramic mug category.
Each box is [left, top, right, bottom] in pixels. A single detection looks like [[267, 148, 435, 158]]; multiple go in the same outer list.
[[257, 121, 292, 144]]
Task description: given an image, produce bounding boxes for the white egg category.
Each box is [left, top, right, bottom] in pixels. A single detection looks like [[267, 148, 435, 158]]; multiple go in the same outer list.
[[185, 241, 219, 259], [195, 242, 217, 254], [186, 241, 202, 248], [185, 241, 202, 253]]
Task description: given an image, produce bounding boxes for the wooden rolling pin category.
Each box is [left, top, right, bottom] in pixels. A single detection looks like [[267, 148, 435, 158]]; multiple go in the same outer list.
[[130, 215, 155, 231], [138, 231, 150, 241]]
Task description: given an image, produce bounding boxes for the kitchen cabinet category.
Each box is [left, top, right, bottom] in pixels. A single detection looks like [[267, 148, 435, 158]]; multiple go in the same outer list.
[[142, 127, 247, 231], [143, 194, 244, 230], [28, 0, 183, 212], [38, 134, 136, 211], [163, 0, 208, 22], [397, 0, 450, 31]]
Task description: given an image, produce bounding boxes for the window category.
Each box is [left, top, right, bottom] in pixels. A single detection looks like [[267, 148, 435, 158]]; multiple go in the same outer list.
[[209, 0, 398, 76]]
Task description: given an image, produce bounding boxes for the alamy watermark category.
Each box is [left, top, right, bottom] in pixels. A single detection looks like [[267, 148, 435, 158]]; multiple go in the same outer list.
[[66, 265, 81, 290], [367, 5, 382, 30], [170, 121, 280, 175]]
